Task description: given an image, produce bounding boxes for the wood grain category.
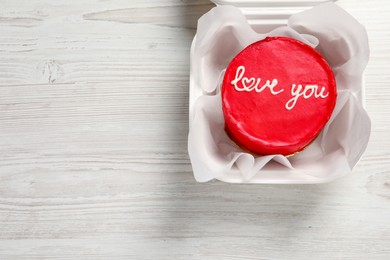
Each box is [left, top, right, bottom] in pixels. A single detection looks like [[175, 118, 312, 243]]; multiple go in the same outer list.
[[0, 0, 389, 259]]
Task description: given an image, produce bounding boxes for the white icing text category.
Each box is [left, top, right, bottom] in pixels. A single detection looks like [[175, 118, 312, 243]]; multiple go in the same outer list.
[[231, 66, 283, 95], [230, 65, 329, 110]]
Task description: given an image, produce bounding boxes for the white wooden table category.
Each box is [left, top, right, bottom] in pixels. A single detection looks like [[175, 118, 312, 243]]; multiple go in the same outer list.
[[0, 1, 389, 259]]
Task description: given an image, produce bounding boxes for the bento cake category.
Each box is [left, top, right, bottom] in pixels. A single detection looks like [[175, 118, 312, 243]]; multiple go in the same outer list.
[[221, 36, 337, 156]]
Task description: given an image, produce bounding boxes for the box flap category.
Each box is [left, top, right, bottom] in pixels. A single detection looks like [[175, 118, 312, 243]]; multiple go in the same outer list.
[[210, 0, 336, 31]]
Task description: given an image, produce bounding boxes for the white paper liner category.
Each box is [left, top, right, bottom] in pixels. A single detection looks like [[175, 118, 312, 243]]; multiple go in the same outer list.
[[188, 3, 371, 183]]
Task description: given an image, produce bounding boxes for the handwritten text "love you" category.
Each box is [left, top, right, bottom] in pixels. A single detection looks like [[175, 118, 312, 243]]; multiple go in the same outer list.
[[230, 66, 329, 110]]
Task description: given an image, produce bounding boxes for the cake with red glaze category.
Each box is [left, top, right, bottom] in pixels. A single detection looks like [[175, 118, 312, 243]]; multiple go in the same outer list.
[[221, 36, 337, 156]]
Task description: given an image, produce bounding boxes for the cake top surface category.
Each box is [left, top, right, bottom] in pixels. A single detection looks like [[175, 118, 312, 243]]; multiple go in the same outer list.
[[221, 36, 337, 156]]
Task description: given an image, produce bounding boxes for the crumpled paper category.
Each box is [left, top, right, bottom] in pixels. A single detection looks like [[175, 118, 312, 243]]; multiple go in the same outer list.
[[188, 3, 371, 183]]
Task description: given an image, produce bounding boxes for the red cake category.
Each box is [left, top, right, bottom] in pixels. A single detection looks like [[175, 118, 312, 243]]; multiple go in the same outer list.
[[221, 36, 337, 156]]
